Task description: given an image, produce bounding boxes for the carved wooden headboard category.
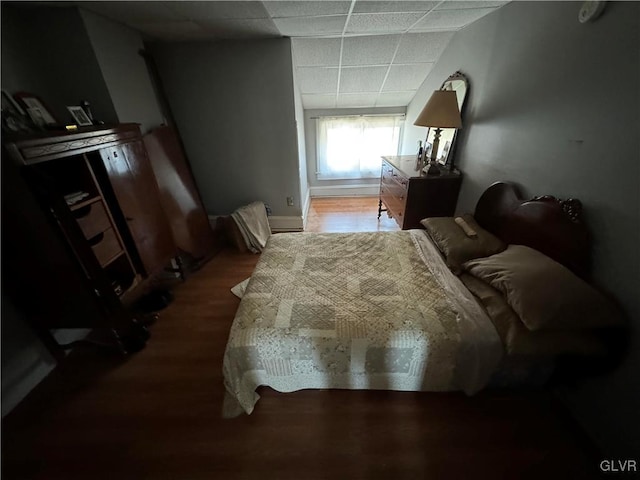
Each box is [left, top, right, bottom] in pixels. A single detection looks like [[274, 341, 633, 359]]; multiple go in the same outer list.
[[474, 182, 590, 277]]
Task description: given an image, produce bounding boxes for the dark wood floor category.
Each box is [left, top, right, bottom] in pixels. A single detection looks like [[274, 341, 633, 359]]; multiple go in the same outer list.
[[3, 198, 602, 479]]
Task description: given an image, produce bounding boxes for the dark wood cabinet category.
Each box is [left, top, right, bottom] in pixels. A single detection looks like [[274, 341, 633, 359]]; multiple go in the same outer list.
[[378, 155, 462, 230], [99, 140, 175, 276], [2, 124, 177, 355]]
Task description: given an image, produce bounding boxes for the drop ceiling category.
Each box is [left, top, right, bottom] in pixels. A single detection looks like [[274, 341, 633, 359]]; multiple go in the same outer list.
[[80, 1, 509, 109]]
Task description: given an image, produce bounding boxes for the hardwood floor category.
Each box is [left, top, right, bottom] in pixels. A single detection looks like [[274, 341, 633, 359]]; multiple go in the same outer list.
[[2, 197, 601, 479], [305, 196, 399, 232]]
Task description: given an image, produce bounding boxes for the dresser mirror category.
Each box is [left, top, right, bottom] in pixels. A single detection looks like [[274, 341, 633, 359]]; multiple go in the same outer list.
[[425, 72, 469, 169]]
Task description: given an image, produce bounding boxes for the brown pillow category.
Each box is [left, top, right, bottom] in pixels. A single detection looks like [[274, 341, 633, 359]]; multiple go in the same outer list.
[[459, 273, 607, 357], [421, 214, 506, 274], [463, 245, 625, 331]]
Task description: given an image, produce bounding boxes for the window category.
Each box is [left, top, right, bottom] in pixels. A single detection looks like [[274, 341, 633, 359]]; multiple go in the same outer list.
[[316, 115, 404, 180]]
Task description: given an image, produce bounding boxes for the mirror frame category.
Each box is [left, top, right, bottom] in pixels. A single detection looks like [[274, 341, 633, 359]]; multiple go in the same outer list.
[[426, 71, 469, 170]]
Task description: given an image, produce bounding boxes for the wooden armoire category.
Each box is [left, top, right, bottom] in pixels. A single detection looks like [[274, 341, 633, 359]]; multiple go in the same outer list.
[[2, 123, 202, 355]]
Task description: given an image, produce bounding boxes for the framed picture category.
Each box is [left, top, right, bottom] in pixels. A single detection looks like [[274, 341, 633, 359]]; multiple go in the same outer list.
[[1, 90, 34, 133], [67, 105, 93, 126], [14, 92, 57, 125], [1, 90, 25, 116], [26, 107, 48, 127], [424, 142, 433, 158], [438, 140, 452, 166]]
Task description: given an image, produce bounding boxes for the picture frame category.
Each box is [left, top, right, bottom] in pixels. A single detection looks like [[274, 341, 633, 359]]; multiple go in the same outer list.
[[67, 105, 93, 126], [438, 140, 451, 165], [13, 92, 57, 125], [1, 90, 25, 116], [1, 90, 34, 133], [26, 107, 48, 127]]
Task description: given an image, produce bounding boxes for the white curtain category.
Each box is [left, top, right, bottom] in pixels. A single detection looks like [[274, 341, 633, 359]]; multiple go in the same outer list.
[[316, 115, 403, 180]]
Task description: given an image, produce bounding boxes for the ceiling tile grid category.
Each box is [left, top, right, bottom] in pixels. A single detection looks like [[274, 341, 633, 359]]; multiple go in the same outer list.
[[339, 66, 388, 93], [78, 0, 510, 108], [341, 34, 400, 66]]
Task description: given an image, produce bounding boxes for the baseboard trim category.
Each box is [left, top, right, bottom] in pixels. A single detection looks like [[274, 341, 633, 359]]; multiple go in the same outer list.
[[310, 184, 379, 197], [208, 214, 303, 233], [269, 215, 304, 232]]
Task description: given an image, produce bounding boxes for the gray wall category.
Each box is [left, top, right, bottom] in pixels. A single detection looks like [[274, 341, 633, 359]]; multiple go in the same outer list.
[[1, 4, 118, 125], [149, 38, 301, 217], [80, 9, 164, 133], [403, 1, 639, 455], [305, 106, 407, 188]]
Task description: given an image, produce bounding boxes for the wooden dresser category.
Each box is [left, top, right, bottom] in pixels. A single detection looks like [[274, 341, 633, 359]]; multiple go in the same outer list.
[[378, 155, 462, 230], [3, 124, 177, 355]]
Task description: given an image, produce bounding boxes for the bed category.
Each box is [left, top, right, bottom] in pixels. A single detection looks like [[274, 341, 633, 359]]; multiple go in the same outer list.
[[222, 182, 624, 417]]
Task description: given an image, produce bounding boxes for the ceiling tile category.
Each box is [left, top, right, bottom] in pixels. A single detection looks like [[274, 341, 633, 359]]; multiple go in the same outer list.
[[341, 35, 400, 66], [352, 1, 439, 14], [411, 8, 496, 31], [376, 91, 417, 107], [346, 12, 425, 34], [436, 1, 509, 10], [394, 32, 454, 64], [165, 1, 270, 20], [264, 1, 351, 18], [302, 95, 337, 109], [383, 64, 432, 91], [339, 66, 388, 93], [297, 67, 339, 94], [273, 15, 347, 36], [197, 19, 281, 39], [292, 38, 342, 67], [337, 93, 380, 108]]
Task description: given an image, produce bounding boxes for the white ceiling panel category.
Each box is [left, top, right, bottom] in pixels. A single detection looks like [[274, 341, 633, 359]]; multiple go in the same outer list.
[[383, 64, 432, 91], [166, 1, 270, 20], [394, 31, 453, 64], [412, 8, 496, 31], [273, 15, 347, 36], [303, 95, 338, 109], [292, 38, 342, 67], [264, 1, 351, 18], [341, 35, 400, 66], [346, 12, 426, 34], [339, 66, 388, 93], [376, 91, 417, 107], [337, 93, 380, 108], [352, 1, 439, 14], [77, 0, 510, 108], [297, 67, 339, 94]]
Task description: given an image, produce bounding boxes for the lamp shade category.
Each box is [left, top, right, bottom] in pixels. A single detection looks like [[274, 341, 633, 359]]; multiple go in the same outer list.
[[413, 90, 462, 128]]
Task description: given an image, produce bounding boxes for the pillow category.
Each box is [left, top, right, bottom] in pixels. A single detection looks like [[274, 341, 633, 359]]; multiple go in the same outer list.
[[463, 245, 625, 331], [459, 273, 607, 357], [420, 214, 506, 274]]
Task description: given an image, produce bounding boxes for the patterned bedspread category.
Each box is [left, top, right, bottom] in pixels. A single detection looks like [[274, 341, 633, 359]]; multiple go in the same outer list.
[[223, 230, 502, 416]]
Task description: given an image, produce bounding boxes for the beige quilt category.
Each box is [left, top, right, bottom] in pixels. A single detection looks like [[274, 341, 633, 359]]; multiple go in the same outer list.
[[223, 230, 501, 416]]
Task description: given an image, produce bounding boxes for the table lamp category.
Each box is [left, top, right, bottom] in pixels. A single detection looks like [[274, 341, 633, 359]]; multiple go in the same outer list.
[[413, 90, 462, 175]]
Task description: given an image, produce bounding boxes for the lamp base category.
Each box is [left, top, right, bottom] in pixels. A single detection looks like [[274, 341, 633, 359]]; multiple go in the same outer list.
[[426, 161, 441, 176]]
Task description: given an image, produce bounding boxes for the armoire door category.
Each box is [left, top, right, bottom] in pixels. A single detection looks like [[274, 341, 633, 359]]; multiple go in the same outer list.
[[100, 140, 176, 276]]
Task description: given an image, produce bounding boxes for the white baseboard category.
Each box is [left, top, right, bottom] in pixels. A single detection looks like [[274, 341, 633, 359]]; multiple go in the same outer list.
[[208, 214, 303, 233], [268, 215, 304, 232], [310, 184, 379, 197]]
